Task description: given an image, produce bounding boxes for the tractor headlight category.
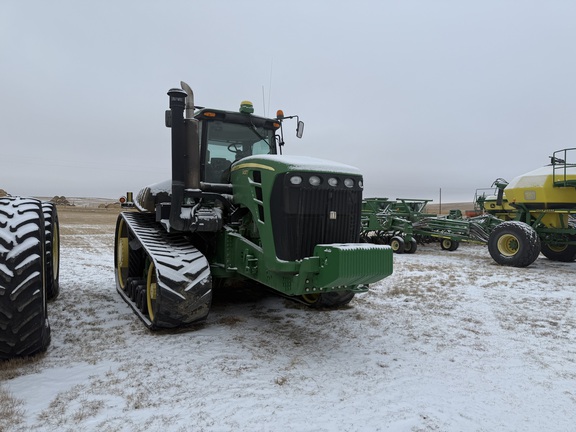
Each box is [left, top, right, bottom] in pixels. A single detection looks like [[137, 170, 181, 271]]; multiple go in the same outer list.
[[358, 180, 363, 189], [290, 175, 303, 185], [328, 177, 338, 187], [309, 175, 321, 186], [344, 178, 354, 188]]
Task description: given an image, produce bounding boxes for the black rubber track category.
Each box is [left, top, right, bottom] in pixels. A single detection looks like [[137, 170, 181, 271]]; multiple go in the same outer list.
[[115, 212, 212, 329], [0, 197, 51, 359]]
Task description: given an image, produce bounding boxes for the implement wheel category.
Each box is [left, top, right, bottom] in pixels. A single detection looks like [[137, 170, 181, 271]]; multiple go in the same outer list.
[[301, 291, 355, 308], [488, 221, 540, 267], [440, 238, 459, 251], [541, 241, 576, 262], [404, 238, 418, 254], [389, 236, 405, 254]]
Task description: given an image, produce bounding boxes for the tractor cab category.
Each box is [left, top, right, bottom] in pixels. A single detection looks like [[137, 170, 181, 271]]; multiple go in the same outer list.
[[196, 102, 281, 184]]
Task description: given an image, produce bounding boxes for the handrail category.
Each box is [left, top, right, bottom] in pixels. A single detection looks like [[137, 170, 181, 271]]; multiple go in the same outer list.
[[552, 148, 576, 187]]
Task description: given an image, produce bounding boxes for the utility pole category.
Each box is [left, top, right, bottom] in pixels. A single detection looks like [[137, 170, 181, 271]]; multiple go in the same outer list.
[[439, 187, 442, 215]]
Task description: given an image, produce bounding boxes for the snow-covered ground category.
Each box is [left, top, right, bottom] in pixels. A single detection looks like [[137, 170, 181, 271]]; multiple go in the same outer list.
[[2, 215, 576, 431]]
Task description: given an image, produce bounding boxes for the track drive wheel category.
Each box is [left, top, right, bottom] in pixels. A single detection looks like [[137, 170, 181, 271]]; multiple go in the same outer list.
[[42, 202, 60, 300], [300, 291, 355, 308], [440, 238, 459, 251], [0, 197, 51, 359], [540, 240, 576, 262], [488, 221, 541, 267], [404, 238, 418, 254], [389, 236, 405, 254]]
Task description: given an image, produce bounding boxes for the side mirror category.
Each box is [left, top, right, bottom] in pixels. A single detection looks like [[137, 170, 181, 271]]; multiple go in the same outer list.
[[296, 121, 304, 139]]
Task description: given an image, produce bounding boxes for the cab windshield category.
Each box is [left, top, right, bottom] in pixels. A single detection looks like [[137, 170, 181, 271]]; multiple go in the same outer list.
[[204, 121, 276, 183]]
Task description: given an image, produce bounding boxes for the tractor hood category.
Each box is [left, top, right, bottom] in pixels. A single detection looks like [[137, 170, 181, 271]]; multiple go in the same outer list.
[[230, 154, 362, 176], [134, 155, 363, 214]]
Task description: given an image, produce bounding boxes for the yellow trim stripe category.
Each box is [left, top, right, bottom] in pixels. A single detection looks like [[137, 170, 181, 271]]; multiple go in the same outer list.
[[231, 163, 275, 172]]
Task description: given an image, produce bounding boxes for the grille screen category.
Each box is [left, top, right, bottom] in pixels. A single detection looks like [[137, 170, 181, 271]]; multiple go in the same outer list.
[[270, 173, 362, 261]]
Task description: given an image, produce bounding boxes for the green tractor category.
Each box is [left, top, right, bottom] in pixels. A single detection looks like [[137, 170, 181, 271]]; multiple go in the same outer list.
[[114, 82, 393, 329]]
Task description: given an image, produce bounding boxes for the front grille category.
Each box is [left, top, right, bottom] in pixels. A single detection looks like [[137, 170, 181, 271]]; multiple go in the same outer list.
[[270, 173, 363, 261]]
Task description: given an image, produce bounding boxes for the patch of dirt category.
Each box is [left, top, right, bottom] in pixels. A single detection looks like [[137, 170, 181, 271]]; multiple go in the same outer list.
[[57, 206, 124, 230]]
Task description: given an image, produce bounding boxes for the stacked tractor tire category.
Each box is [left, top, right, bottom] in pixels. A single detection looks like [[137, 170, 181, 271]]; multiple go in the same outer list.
[[0, 196, 59, 360]]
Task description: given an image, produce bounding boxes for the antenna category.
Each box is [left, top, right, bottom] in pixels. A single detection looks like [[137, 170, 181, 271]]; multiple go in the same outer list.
[[262, 85, 266, 116]]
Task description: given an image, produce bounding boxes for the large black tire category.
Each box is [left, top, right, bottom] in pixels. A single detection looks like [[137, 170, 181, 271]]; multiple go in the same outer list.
[[404, 238, 418, 254], [488, 221, 541, 267], [300, 291, 355, 309], [42, 202, 60, 300], [540, 241, 576, 262], [0, 197, 51, 359]]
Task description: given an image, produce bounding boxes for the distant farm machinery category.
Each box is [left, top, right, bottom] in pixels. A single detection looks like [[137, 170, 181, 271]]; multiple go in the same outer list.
[[361, 147, 576, 267], [361, 197, 500, 253], [360, 198, 417, 253]]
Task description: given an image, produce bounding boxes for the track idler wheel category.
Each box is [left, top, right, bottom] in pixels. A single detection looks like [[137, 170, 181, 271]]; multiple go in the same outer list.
[[136, 283, 148, 314]]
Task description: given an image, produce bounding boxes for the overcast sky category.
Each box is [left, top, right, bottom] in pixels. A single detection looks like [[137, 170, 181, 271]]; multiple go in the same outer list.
[[2, 1, 576, 203]]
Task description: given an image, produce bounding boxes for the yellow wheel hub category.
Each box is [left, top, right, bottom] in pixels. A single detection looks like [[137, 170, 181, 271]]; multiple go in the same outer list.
[[116, 218, 129, 290], [547, 244, 567, 253], [301, 293, 320, 304], [497, 234, 519, 257]]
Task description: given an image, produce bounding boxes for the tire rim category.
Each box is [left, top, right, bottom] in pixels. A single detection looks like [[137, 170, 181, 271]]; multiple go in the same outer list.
[[301, 293, 320, 304], [442, 239, 451, 249], [547, 244, 567, 253], [497, 233, 519, 257], [116, 218, 129, 290], [147, 262, 157, 321], [390, 240, 400, 251]]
